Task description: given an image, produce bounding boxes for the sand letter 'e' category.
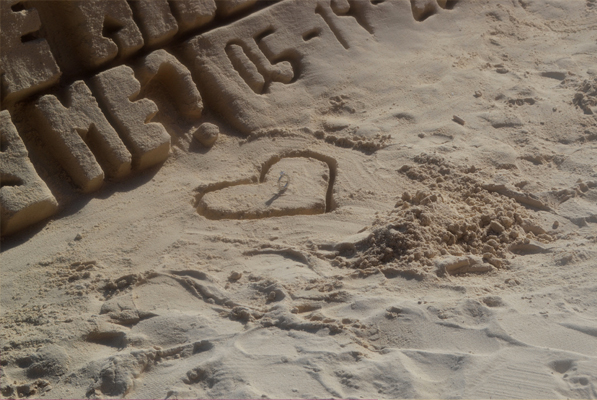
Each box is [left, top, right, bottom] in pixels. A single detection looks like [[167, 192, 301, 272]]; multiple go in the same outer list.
[[91, 66, 171, 170]]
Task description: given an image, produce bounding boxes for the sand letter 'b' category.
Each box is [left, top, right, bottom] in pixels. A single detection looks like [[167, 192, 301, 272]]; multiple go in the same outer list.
[[34, 81, 132, 193], [91, 66, 171, 170]]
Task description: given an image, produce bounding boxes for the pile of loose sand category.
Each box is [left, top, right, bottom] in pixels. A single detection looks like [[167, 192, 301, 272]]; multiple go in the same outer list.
[[337, 153, 555, 277]]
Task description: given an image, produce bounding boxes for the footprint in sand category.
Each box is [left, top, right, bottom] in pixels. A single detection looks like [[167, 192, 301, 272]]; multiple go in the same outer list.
[[197, 157, 330, 220]]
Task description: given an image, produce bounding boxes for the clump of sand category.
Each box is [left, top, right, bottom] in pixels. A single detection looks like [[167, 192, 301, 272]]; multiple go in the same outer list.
[[572, 77, 597, 115], [334, 153, 552, 277]]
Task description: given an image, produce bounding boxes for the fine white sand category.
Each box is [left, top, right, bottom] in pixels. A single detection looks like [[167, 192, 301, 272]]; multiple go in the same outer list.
[[1, 0, 596, 398]]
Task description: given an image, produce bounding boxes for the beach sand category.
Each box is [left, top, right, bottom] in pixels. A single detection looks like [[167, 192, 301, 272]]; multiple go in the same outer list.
[[1, 0, 596, 398]]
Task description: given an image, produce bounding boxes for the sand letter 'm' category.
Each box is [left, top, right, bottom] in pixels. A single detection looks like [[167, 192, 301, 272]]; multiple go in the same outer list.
[[34, 81, 132, 193]]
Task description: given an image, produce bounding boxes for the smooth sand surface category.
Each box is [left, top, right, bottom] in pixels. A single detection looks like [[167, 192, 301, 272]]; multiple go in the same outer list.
[[1, 0, 596, 398]]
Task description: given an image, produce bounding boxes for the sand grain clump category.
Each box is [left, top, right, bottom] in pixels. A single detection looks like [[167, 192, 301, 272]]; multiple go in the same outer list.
[[337, 154, 552, 277]]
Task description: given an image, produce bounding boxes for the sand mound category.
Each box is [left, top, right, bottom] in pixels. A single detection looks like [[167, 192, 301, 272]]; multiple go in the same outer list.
[[337, 153, 553, 278]]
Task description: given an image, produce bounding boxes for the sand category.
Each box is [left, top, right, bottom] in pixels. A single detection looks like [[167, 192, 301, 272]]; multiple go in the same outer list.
[[1, 0, 597, 398]]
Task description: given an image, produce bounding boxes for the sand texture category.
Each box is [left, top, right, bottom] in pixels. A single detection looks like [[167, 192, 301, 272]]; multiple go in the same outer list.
[[1, 0, 597, 399]]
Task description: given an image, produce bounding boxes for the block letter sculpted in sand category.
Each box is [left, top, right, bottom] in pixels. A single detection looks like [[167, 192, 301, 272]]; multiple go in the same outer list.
[[128, 0, 178, 48], [215, 0, 258, 17], [33, 81, 132, 193], [32, 0, 143, 72], [1, 110, 58, 236], [185, 0, 374, 133], [91, 66, 171, 171], [136, 50, 203, 120], [169, 0, 256, 34], [0, 1, 61, 104], [169, 0, 217, 34], [224, 31, 295, 95], [225, 43, 267, 94]]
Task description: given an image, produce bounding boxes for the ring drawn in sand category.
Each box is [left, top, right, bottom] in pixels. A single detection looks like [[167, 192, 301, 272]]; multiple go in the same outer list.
[[196, 154, 337, 220], [277, 171, 291, 192]]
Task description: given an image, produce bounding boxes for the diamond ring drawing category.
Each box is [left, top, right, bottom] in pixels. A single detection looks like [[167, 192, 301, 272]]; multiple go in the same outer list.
[[278, 171, 290, 192]]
